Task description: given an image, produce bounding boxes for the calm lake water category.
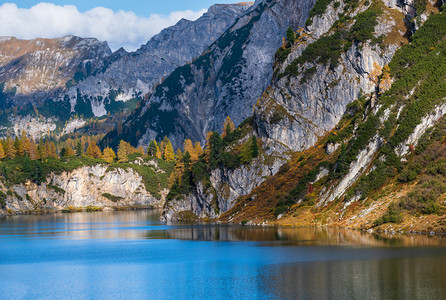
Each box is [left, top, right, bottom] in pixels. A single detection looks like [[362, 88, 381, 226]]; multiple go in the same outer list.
[[1, 210, 446, 299]]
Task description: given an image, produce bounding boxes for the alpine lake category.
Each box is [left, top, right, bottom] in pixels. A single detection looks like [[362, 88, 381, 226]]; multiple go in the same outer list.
[[1, 209, 445, 299]]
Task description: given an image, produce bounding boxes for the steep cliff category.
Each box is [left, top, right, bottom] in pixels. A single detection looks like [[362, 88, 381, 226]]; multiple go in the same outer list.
[[162, 0, 446, 233], [104, 0, 317, 149], [221, 5, 446, 232], [0, 157, 173, 215]]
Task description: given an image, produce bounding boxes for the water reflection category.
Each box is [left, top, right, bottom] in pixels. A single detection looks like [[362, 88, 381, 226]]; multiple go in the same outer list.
[[260, 256, 446, 299], [1, 210, 445, 247], [1, 210, 446, 299], [0, 209, 165, 240], [152, 224, 446, 247]]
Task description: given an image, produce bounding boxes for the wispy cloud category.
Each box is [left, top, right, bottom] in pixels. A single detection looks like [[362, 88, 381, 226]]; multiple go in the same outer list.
[[0, 3, 206, 51]]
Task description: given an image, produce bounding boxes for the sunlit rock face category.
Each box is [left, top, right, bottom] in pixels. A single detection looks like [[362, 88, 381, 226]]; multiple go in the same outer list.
[[0, 163, 168, 214], [0, 35, 111, 104]]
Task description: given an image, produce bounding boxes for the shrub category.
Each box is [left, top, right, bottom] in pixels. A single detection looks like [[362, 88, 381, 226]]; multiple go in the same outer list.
[[48, 184, 66, 195], [373, 203, 403, 226], [102, 193, 123, 202]]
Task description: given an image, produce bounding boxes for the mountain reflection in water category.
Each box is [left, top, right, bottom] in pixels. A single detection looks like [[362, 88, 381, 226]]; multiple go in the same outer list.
[[1, 210, 445, 299]]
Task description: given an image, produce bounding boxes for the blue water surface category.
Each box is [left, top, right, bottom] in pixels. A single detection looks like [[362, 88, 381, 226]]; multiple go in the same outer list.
[[1, 210, 445, 299]]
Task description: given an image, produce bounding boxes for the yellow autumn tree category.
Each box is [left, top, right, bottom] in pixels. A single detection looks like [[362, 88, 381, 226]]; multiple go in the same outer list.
[[14, 136, 25, 157], [38, 139, 47, 160], [5, 136, 16, 159], [170, 150, 184, 186], [194, 142, 203, 157], [102, 147, 116, 164], [163, 139, 175, 161], [49, 141, 57, 158], [379, 64, 392, 94], [136, 145, 145, 156], [183, 139, 198, 163], [66, 147, 75, 157], [368, 62, 382, 86], [29, 138, 38, 160], [0, 142, 5, 159], [222, 116, 235, 139], [281, 37, 287, 50], [155, 145, 162, 159], [117, 140, 129, 162], [86, 141, 102, 159], [21, 131, 30, 156], [204, 131, 212, 163]]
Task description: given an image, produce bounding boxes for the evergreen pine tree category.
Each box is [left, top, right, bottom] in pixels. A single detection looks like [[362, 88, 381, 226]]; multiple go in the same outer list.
[[76, 141, 83, 156], [147, 140, 158, 157], [251, 136, 259, 158], [286, 27, 295, 46]]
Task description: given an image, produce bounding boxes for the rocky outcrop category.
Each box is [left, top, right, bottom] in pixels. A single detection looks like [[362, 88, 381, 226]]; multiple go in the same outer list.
[[108, 0, 316, 149], [0, 164, 166, 215], [254, 1, 405, 152], [163, 152, 285, 221], [161, 0, 437, 222]]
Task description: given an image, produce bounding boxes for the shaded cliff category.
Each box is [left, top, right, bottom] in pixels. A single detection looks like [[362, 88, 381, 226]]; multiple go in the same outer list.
[[103, 0, 317, 149]]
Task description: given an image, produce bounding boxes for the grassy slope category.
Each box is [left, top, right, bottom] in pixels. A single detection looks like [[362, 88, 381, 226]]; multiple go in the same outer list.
[[220, 7, 446, 232]]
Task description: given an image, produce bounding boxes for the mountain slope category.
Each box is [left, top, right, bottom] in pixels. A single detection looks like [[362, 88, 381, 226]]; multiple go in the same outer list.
[[0, 35, 111, 107], [66, 3, 254, 116], [162, 0, 446, 232], [103, 0, 317, 149], [0, 3, 252, 138]]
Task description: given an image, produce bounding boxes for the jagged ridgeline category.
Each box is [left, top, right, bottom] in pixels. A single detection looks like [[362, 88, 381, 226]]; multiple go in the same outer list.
[[101, 0, 317, 149], [162, 0, 446, 233], [0, 3, 252, 139]]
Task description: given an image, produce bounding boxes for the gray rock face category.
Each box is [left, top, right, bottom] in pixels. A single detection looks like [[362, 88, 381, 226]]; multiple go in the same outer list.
[[64, 3, 253, 116], [162, 152, 285, 221], [254, 1, 405, 152], [0, 164, 166, 214], [118, 0, 316, 149]]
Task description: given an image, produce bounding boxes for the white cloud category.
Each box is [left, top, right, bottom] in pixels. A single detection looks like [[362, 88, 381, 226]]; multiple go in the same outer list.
[[0, 3, 206, 51]]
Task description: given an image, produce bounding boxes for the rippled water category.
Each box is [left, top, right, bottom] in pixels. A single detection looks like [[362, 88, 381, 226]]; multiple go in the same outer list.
[[1, 210, 445, 299]]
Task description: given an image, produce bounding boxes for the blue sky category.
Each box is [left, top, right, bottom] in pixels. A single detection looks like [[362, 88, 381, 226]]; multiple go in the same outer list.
[[14, 1, 240, 16], [0, 1, 246, 50]]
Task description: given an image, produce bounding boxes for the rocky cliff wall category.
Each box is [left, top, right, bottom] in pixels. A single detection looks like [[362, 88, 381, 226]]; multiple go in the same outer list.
[[0, 164, 166, 215], [112, 0, 316, 149]]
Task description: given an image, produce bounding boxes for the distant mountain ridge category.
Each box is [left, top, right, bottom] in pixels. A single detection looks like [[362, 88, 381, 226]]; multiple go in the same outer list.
[[103, 0, 316, 149], [0, 35, 111, 106], [0, 2, 253, 137]]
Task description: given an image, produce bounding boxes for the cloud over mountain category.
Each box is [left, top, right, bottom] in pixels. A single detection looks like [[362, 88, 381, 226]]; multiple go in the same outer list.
[[0, 3, 206, 51]]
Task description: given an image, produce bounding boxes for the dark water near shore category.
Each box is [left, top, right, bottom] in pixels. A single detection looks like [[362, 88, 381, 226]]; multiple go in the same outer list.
[[1, 210, 446, 299]]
